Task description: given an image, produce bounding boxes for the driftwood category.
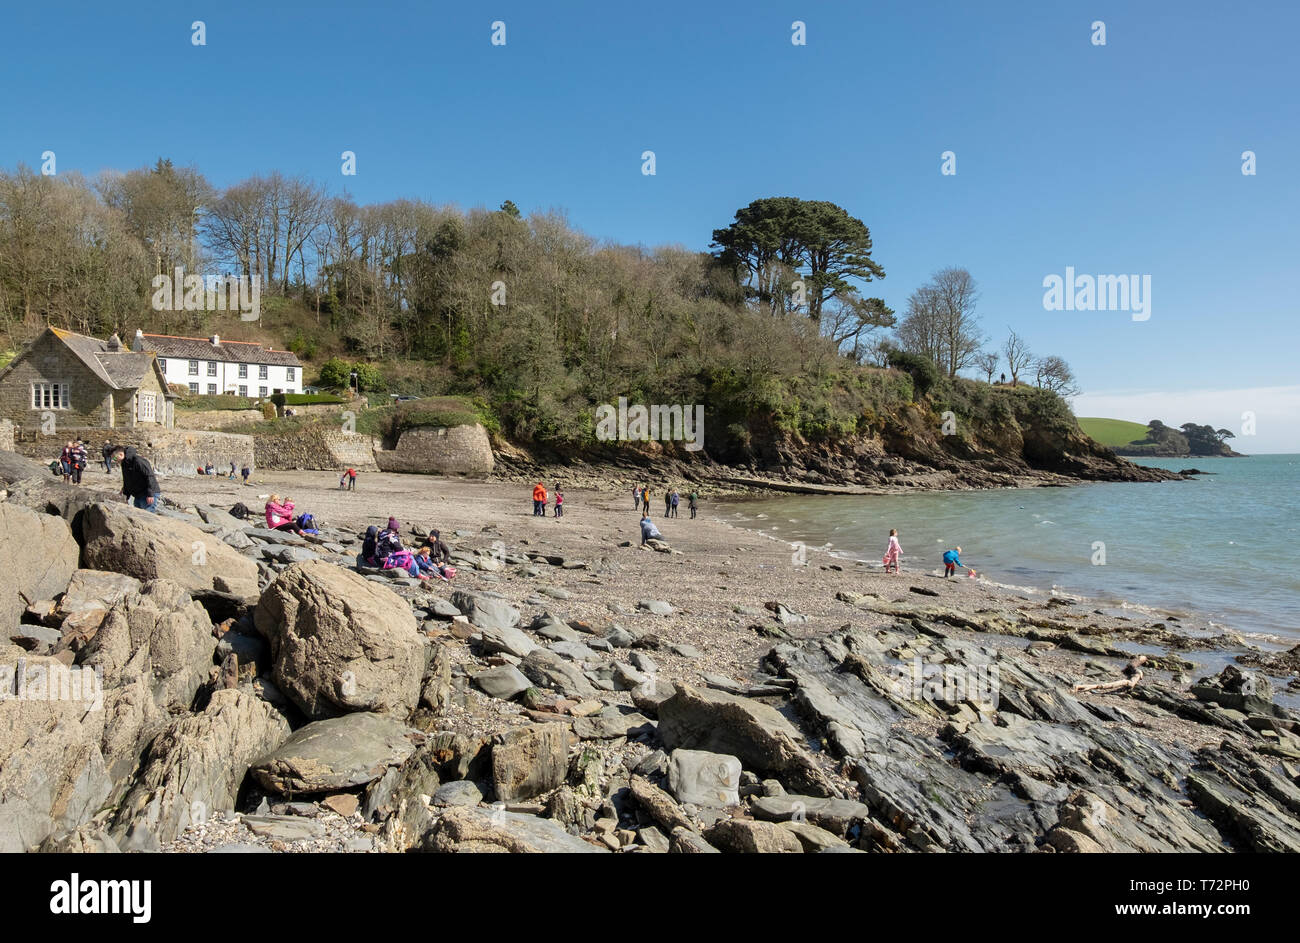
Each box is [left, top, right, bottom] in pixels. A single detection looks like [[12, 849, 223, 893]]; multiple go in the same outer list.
[[1072, 655, 1147, 694]]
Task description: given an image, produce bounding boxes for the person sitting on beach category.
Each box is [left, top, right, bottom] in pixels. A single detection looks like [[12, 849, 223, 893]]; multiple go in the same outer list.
[[415, 545, 454, 581], [228, 461, 236, 480], [883, 528, 903, 574], [361, 525, 380, 566], [265, 495, 304, 532], [640, 514, 663, 546], [420, 528, 452, 565], [377, 517, 424, 578], [943, 546, 973, 578]]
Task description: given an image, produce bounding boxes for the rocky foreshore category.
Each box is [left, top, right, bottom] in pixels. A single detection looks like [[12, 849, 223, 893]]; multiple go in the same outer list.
[[2, 457, 1298, 854]]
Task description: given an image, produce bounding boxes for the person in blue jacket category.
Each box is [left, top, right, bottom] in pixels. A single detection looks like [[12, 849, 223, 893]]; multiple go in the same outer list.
[[640, 515, 663, 546], [943, 546, 972, 578]]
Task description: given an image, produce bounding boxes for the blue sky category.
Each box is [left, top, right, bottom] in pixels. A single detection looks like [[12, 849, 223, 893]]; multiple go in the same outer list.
[[2, 0, 1297, 448]]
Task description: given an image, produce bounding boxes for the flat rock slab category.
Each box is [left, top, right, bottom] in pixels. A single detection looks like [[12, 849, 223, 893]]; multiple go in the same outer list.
[[251, 713, 422, 795], [473, 665, 532, 701], [242, 814, 327, 841], [423, 806, 607, 853]]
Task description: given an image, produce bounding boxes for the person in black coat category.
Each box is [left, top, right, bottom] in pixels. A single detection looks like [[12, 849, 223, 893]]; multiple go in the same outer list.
[[114, 446, 160, 511]]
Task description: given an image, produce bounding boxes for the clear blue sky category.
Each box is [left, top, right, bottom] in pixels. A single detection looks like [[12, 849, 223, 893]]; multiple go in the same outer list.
[[3, 0, 1298, 447]]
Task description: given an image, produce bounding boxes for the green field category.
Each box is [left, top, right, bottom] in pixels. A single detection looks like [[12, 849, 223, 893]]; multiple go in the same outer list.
[[1077, 417, 1151, 448]]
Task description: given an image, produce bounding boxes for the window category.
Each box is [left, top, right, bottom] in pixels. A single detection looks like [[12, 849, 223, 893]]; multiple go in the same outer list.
[[258, 386, 268, 397], [188, 382, 199, 394], [188, 360, 199, 375], [137, 392, 156, 422], [258, 364, 268, 379], [207, 361, 217, 376], [207, 383, 217, 394], [31, 382, 70, 410], [286, 367, 295, 382], [238, 385, 248, 397], [238, 364, 248, 379], [158, 358, 167, 371]]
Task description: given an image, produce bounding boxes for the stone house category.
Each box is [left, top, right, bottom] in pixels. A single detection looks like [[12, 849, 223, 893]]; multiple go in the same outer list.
[[0, 327, 175, 431]]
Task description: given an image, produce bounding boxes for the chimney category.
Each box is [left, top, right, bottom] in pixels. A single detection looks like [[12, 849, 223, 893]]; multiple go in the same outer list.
[[210, 334, 220, 346], [106, 333, 121, 351], [132, 328, 144, 352]]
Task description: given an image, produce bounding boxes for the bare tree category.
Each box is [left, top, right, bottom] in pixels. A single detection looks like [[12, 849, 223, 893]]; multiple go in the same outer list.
[[896, 268, 983, 376], [1034, 355, 1079, 395], [1003, 329, 1032, 387], [975, 351, 999, 383]]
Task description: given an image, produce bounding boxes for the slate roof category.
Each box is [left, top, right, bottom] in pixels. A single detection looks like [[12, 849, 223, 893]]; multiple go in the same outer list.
[[43, 328, 172, 394], [138, 333, 301, 367]]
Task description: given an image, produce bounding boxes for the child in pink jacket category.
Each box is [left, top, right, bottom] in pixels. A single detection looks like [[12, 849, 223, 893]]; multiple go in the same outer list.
[[883, 529, 902, 574]]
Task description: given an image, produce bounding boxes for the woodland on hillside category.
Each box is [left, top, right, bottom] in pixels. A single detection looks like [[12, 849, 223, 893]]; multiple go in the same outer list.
[[0, 160, 1079, 453]]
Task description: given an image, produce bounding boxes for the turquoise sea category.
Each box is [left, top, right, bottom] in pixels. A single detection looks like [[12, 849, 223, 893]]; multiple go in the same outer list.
[[720, 455, 1300, 642]]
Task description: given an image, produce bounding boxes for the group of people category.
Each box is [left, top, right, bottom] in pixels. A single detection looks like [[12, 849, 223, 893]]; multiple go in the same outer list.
[[531, 482, 563, 517], [55, 440, 90, 484], [880, 529, 976, 578], [632, 484, 698, 519], [197, 461, 252, 484], [360, 517, 456, 581]]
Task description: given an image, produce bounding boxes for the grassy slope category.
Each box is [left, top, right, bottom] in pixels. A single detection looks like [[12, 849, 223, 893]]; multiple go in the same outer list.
[[1077, 417, 1149, 449]]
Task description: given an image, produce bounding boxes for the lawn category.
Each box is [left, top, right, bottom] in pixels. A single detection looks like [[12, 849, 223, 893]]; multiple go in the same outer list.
[[1077, 417, 1151, 448]]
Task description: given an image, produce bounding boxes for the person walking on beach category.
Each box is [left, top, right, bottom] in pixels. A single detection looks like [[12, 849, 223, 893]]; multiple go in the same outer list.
[[228, 461, 236, 480], [115, 447, 160, 512], [942, 546, 974, 578], [70, 440, 87, 484], [632, 485, 641, 510], [241, 464, 251, 485], [642, 486, 652, 516], [532, 481, 548, 516], [883, 528, 903, 574], [688, 490, 698, 519], [554, 487, 564, 518], [669, 489, 679, 518], [347, 467, 357, 491]]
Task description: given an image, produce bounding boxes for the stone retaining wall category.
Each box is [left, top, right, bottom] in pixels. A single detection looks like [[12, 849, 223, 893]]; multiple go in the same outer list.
[[0, 419, 13, 452], [11, 428, 254, 477], [174, 408, 265, 430], [253, 428, 380, 471], [373, 424, 494, 477]]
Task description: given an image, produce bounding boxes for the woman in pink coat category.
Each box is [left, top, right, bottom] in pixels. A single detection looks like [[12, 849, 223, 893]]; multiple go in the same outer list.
[[882, 528, 902, 574], [265, 494, 304, 533]]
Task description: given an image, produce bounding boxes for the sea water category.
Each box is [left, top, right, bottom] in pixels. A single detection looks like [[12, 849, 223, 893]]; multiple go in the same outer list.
[[720, 455, 1300, 642]]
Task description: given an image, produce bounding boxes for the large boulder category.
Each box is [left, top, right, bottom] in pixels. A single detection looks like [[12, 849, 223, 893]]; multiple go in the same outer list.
[[0, 503, 80, 633], [111, 688, 291, 850], [0, 649, 111, 852], [80, 503, 259, 597], [491, 723, 572, 802], [657, 684, 837, 796], [451, 591, 520, 632], [250, 712, 422, 794], [254, 561, 426, 720]]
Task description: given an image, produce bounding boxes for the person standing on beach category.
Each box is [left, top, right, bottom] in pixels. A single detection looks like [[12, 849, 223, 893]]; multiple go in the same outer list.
[[669, 489, 679, 518], [883, 528, 903, 574], [102, 442, 116, 474], [554, 487, 564, 518], [241, 464, 251, 485], [632, 485, 641, 509], [533, 481, 548, 516], [688, 490, 698, 519], [347, 467, 357, 491], [642, 486, 652, 516], [664, 488, 672, 517]]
